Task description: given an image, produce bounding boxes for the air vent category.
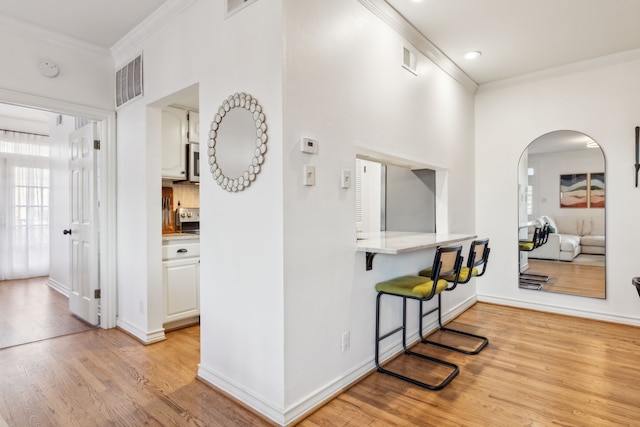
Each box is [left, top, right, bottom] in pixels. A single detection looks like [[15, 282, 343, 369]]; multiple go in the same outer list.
[[115, 54, 144, 108], [402, 46, 417, 76]]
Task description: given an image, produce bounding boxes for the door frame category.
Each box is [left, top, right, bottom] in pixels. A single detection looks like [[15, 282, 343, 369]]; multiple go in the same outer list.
[[0, 87, 117, 329]]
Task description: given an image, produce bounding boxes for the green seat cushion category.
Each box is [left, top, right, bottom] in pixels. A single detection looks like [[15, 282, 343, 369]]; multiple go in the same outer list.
[[519, 241, 534, 251], [419, 266, 477, 282], [375, 275, 448, 298]]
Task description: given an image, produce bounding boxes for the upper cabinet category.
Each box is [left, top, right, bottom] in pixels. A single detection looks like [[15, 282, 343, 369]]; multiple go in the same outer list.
[[161, 106, 188, 179], [188, 111, 199, 143], [162, 107, 199, 180]]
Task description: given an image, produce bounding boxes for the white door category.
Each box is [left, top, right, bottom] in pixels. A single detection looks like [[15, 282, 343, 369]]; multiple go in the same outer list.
[[68, 123, 99, 325]]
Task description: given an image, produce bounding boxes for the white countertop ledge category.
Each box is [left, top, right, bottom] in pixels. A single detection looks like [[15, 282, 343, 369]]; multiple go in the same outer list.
[[162, 233, 200, 243], [356, 232, 477, 255]]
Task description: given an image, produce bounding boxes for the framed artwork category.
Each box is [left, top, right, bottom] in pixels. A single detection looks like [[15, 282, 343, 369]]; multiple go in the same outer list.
[[560, 173, 588, 208], [589, 172, 605, 208]]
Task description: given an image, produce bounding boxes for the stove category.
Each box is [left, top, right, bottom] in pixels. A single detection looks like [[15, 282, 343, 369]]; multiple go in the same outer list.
[[175, 207, 200, 234]]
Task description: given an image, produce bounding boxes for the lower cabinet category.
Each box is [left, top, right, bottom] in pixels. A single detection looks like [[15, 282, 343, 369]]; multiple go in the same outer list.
[[162, 257, 200, 324]]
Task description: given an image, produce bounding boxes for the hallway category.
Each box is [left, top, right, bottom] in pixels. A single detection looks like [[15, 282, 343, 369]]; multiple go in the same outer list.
[[0, 277, 96, 349]]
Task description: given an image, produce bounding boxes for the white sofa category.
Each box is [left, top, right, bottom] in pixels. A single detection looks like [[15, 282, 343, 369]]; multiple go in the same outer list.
[[528, 215, 605, 262]]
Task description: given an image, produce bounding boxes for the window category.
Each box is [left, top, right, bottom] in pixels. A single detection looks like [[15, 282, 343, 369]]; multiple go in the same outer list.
[[0, 130, 50, 279], [527, 167, 534, 218]]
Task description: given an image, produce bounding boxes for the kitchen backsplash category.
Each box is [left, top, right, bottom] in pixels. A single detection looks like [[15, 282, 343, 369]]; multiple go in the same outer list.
[[162, 180, 200, 208]]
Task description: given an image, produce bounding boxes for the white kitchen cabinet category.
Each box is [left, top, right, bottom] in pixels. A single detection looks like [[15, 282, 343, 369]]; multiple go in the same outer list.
[[161, 106, 188, 179], [162, 257, 200, 324], [188, 110, 199, 143], [162, 237, 200, 325]]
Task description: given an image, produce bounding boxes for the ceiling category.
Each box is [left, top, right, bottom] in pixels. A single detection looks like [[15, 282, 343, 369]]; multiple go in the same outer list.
[[0, 0, 168, 48], [1, 0, 639, 84], [386, 0, 640, 84]]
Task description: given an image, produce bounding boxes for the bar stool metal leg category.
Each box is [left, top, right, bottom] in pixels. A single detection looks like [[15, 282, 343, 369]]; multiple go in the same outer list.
[[375, 292, 459, 390], [418, 239, 491, 355], [418, 295, 489, 355]]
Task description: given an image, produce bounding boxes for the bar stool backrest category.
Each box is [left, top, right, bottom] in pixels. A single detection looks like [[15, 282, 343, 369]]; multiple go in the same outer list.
[[429, 245, 464, 284], [468, 238, 490, 277], [538, 224, 550, 246]]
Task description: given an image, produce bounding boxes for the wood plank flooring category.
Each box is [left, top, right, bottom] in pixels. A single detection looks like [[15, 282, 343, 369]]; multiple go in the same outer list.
[[526, 259, 605, 298], [301, 303, 640, 426], [2, 303, 640, 426], [0, 325, 272, 427], [0, 277, 96, 349]]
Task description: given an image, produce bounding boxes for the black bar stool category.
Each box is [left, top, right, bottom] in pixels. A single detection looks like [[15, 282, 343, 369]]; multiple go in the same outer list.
[[375, 245, 464, 390], [418, 239, 490, 355], [519, 225, 549, 289]]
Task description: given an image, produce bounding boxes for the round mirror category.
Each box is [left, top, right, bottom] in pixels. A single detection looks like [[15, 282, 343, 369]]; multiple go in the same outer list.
[[208, 92, 268, 192]]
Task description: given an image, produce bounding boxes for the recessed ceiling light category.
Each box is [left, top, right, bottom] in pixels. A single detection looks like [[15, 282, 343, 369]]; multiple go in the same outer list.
[[464, 51, 482, 60]]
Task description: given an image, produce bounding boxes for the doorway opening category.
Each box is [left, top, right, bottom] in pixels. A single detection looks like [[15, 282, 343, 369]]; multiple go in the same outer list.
[[355, 157, 437, 236], [0, 102, 107, 348]]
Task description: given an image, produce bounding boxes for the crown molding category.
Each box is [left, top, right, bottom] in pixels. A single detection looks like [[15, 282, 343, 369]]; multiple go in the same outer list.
[[0, 15, 109, 56], [0, 87, 112, 120], [111, 0, 198, 66], [479, 48, 640, 92], [357, 0, 478, 94]]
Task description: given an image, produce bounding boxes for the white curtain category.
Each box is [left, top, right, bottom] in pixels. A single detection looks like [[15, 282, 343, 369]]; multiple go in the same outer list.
[[0, 130, 50, 280]]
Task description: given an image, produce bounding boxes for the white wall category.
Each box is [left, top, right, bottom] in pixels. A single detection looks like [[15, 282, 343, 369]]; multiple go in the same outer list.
[[0, 17, 114, 112], [116, 0, 476, 423], [282, 0, 476, 419], [114, 0, 288, 418], [115, 2, 204, 342], [197, 0, 286, 418], [476, 55, 640, 322]]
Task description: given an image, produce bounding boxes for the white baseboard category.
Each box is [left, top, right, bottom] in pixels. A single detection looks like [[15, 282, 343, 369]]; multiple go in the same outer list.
[[46, 278, 69, 297], [197, 364, 285, 425], [283, 357, 374, 425], [477, 294, 640, 327], [116, 318, 166, 344], [163, 316, 199, 332], [198, 295, 479, 426]]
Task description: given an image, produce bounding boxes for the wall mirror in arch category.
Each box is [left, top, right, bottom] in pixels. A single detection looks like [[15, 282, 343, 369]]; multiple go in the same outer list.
[[517, 130, 605, 299]]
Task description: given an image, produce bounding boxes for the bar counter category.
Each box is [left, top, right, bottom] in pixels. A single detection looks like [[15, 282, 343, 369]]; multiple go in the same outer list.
[[356, 231, 476, 270]]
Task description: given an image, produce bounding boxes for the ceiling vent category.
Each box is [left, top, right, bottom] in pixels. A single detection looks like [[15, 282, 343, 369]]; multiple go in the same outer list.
[[115, 54, 143, 108]]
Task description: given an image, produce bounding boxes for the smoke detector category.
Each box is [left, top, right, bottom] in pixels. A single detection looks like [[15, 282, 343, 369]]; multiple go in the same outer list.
[[39, 60, 59, 78]]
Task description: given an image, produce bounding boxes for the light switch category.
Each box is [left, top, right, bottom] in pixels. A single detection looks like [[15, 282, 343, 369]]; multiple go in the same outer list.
[[341, 170, 351, 188], [300, 137, 318, 154], [303, 165, 316, 186]]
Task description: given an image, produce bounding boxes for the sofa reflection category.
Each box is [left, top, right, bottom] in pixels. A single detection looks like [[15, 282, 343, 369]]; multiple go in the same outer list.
[[528, 215, 605, 262]]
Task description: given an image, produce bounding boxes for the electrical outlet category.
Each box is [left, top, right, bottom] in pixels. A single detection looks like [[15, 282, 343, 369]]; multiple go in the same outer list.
[[341, 332, 350, 352]]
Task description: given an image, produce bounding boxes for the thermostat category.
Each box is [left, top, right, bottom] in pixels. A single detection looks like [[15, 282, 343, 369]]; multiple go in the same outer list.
[[300, 137, 318, 154]]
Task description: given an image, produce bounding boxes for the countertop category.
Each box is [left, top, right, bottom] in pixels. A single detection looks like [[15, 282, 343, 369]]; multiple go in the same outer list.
[[162, 233, 200, 243], [356, 231, 476, 255]]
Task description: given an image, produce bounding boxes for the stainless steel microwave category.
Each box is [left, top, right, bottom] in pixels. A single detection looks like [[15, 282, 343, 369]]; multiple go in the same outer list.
[[188, 143, 199, 182]]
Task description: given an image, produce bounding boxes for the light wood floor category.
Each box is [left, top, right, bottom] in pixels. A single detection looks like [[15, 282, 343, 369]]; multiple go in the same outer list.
[[526, 259, 605, 298], [0, 277, 96, 349], [2, 303, 640, 426]]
